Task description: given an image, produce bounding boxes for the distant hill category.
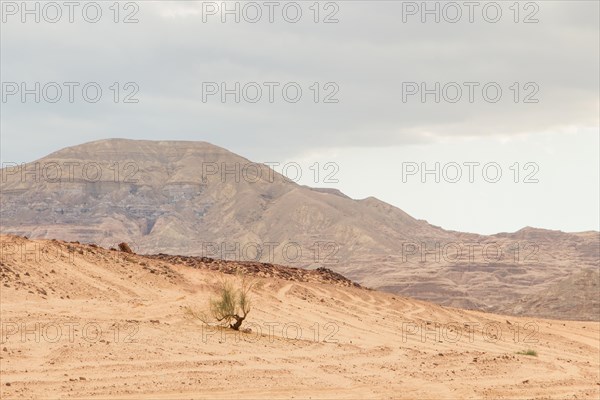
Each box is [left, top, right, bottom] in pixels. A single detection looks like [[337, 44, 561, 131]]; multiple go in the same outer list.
[[1, 139, 598, 320]]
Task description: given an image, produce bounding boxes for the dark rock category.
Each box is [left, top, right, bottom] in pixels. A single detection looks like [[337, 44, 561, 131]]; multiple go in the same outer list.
[[118, 243, 134, 254]]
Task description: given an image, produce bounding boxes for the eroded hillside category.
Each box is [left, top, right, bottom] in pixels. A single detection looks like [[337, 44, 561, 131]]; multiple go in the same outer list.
[[1, 139, 598, 320]]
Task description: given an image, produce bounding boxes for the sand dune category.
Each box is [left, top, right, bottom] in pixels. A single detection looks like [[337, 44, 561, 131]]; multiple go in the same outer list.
[[1, 235, 598, 399]]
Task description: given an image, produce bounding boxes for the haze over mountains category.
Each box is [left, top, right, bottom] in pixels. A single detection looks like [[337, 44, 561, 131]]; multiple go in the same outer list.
[[1, 139, 598, 320]]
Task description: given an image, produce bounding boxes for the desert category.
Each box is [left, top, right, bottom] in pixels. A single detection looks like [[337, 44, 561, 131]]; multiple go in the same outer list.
[[2, 3, 599, 397], [1, 235, 598, 399]]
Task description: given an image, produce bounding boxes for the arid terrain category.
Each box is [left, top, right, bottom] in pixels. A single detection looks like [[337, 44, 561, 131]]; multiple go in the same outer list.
[[1, 139, 598, 321], [1, 235, 599, 399]]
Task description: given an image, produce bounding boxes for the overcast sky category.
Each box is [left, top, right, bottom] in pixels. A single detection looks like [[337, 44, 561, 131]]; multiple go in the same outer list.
[[1, 1, 598, 234]]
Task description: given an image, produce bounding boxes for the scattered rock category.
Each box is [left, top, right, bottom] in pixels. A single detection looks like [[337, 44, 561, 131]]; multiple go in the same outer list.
[[147, 254, 360, 288], [118, 243, 134, 254]]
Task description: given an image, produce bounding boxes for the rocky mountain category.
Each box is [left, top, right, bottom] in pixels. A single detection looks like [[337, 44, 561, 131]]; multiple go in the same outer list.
[[1, 139, 598, 320]]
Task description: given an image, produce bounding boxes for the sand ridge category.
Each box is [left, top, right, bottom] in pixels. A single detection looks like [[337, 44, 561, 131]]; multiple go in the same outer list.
[[1, 235, 599, 399]]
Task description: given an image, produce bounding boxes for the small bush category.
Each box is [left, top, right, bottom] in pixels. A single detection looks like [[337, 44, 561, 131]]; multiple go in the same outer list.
[[516, 349, 538, 356], [186, 275, 257, 331]]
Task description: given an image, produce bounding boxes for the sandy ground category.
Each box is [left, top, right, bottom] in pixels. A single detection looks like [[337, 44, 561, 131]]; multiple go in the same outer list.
[[1, 235, 599, 399]]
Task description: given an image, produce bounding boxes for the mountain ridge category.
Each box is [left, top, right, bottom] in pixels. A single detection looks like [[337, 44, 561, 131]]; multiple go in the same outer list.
[[1, 139, 598, 320]]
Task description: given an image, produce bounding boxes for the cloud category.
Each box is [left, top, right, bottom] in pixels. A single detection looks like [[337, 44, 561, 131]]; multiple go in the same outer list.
[[1, 1, 598, 162]]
